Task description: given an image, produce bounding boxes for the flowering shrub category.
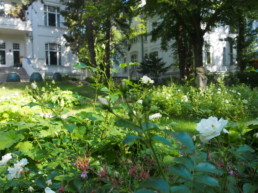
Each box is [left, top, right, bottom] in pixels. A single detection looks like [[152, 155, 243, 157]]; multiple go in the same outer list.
[[0, 78, 257, 192], [152, 83, 258, 120]]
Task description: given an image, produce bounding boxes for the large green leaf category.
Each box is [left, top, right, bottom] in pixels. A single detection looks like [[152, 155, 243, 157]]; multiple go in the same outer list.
[[169, 165, 193, 180], [64, 123, 77, 133], [195, 162, 222, 175], [152, 136, 172, 146], [195, 175, 219, 187], [15, 141, 34, 158], [0, 131, 24, 150], [243, 183, 258, 193], [140, 178, 170, 193], [172, 132, 195, 151], [236, 145, 254, 153], [135, 190, 156, 193], [174, 157, 194, 171], [123, 135, 140, 144], [170, 185, 191, 193]]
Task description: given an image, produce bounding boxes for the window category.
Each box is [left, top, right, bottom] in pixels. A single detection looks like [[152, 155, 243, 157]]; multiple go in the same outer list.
[[204, 44, 211, 65], [130, 53, 138, 70], [0, 42, 5, 65], [45, 43, 61, 65], [13, 43, 20, 50], [131, 54, 138, 62], [0, 1, 4, 16], [44, 5, 60, 27]]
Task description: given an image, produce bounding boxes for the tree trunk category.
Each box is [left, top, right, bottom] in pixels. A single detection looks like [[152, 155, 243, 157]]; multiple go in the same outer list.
[[176, 25, 186, 80], [85, 17, 97, 67], [192, 32, 204, 68], [104, 20, 111, 79]]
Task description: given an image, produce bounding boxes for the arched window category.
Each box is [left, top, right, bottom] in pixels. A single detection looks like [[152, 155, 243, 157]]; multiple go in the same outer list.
[[45, 43, 61, 66]]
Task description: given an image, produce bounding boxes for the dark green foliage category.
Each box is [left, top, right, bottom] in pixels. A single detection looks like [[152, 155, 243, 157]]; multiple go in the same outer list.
[[237, 71, 258, 88], [138, 55, 170, 83]]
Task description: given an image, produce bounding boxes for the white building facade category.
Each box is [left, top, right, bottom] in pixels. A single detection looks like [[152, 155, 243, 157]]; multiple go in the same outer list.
[[0, 0, 81, 78], [114, 17, 239, 80]]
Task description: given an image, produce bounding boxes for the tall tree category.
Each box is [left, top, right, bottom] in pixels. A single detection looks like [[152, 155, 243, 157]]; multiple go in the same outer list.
[[144, 0, 257, 75], [62, 0, 135, 81]]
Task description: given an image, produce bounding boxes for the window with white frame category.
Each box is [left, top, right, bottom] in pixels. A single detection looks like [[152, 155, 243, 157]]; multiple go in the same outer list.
[[0, 1, 4, 16], [44, 5, 60, 27], [0, 42, 5, 65], [131, 54, 138, 62], [45, 43, 61, 65]]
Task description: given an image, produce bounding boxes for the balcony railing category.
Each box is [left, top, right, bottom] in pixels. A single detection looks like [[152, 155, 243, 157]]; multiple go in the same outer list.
[[0, 14, 32, 32]]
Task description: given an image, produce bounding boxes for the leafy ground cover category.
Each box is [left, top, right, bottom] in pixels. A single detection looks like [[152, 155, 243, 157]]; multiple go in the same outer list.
[[0, 79, 257, 193]]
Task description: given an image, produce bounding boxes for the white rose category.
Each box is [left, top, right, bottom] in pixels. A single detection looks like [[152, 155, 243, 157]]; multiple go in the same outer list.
[[46, 179, 52, 186], [45, 187, 55, 193], [140, 75, 154, 84], [196, 116, 228, 143], [149, 113, 162, 120], [0, 153, 12, 166]]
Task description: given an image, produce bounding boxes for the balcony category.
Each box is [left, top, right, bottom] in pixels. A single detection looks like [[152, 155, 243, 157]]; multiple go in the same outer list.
[[0, 15, 32, 34]]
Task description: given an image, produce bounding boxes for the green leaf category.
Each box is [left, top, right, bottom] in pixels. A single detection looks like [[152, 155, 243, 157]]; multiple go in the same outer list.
[[142, 123, 159, 132], [123, 135, 140, 144], [0, 131, 24, 150], [115, 119, 141, 132], [140, 178, 170, 193], [243, 183, 258, 193], [195, 175, 219, 187], [119, 62, 139, 68], [170, 185, 191, 193], [64, 123, 77, 133], [237, 145, 254, 153], [169, 165, 193, 180], [15, 141, 34, 158], [135, 190, 156, 193], [152, 136, 172, 146], [196, 162, 222, 175], [174, 157, 194, 171], [172, 132, 195, 150], [100, 87, 110, 92]]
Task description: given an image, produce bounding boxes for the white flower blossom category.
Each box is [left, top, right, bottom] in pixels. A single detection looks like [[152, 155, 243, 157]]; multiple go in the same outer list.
[[28, 186, 34, 192], [225, 100, 229, 104], [149, 113, 162, 120], [196, 116, 228, 143], [98, 97, 109, 106], [140, 75, 154, 84], [242, 99, 248, 104], [46, 179, 52, 186], [0, 153, 12, 166], [31, 82, 37, 89], [7, 158, 29, 180], [45, 187, 55, 193], [182, 95, 188, 102], [137, 100, 143, 104]]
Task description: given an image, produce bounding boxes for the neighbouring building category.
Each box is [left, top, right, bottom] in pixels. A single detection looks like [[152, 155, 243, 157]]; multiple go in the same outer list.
[[0, 0, 85, 79], [113, 16, 240, 81]]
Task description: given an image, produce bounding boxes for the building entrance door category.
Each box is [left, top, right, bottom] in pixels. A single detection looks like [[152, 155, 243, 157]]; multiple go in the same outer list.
[[13, 43, 21, 67]]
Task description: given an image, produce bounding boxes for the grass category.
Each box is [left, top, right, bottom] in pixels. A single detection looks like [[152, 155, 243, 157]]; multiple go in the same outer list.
[[0, 81, 252, 133], [0, 81, 96, 98]]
